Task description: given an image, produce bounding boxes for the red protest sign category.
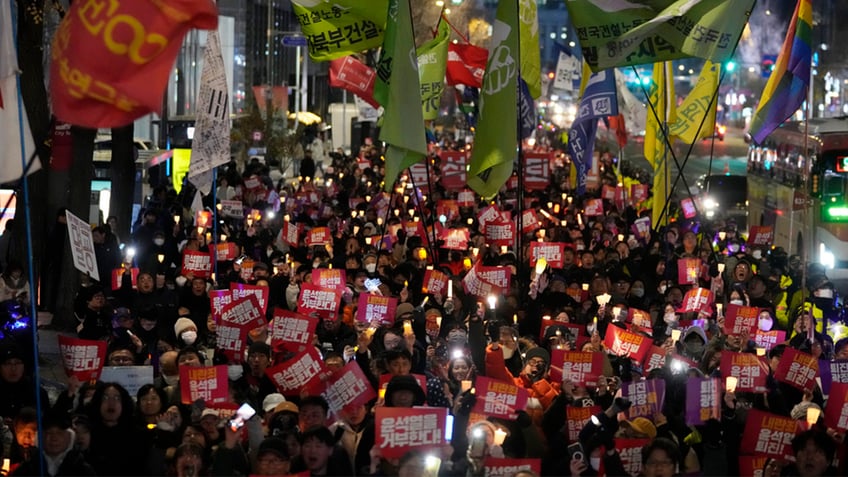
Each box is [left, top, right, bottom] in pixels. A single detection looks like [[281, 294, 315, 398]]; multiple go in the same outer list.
[[266, 347, 329, 396], [774, 347, 818, 392], [311, 269, 347, 292], [721, 352, 768, 392], [601, 184, 616, 201], [747, 225, 774, 246], [457, 189, 476, 207], [440, 228, 470, 250], [356, 293, 398, 326], [724, 304, 759, 335], [180, 365, 229, 405], [181, 251, 212, 278], [472, 376, 529, 419], [677, 258, 701, 285], [280, 221, 302, 247], [739, 456, 769, 477], [566, 406, 601, 442], [740, 409, 799, 459], [320, 362, 377, 416], [603, 325, 651, 362], [477, 205, 501, 230], [111, 267, 139, 291], [584, 198, 604, 216], [622, 379, 665, 419], [477, 265, 511, 291], [239, 259, 255, 282], [616, 438, 652, 477], [685, 378, 721, 426], [209, 289, 232, 322], [270, 309, 318, 352], [631, 184, 649, 204], [824, 382, 848, 431], [677, 288, 713, 313], [408, 163, 430, 193], [210, 242, 239, 262], [216, 323, 247, 362], [628, 308, 653, 331], [680, 197, 697, 219], [520, 209, 540, 233], [422, 269, 449, 296], [220, 295, 266, 330], [643, 346, 667, 372], [297, 283, 343, 319], [549, 350, 603, 387], [529, 242, 566, 269], [441, 151, 468, 190], [375, 407, 448, 459], [523, 153, 550, 191], [306, 227, 331, 247], [462, 266, 501, 297], [753, 330, 786, 350], [58, 335, 106, 381], [483, 458, 542, 477], [485, 221, 515, 247], [231, 283, 269, 316]]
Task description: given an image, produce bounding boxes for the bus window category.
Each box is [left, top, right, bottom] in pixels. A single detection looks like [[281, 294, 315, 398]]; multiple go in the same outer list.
[[823, 172, 845, 198]]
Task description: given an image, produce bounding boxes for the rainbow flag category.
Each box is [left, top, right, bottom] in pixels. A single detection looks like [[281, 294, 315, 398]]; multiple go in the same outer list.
[[749, 0, 812, 144]]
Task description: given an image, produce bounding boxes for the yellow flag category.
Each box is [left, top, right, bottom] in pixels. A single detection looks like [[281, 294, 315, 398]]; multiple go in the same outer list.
[[518, 0, 541, 98], [669, 61, 719, 144], [645, 62, 676, 227]]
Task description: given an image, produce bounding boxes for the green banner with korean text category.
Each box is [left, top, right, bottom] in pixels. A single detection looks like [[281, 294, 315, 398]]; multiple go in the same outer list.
[[417, 20, 450, 120], [292, 0, 388, 61]]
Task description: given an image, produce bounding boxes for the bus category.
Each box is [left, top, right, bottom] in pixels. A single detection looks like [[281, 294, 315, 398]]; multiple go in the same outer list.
[[747, 117, 848, 276]]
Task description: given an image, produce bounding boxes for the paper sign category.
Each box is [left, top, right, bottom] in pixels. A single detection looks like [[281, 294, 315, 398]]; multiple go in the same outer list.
[[477, 265, 511, 291], [280, 221, 302, 246], [231, 283, 269, 315], [422, 269, 449, 297], [65, 210, 100, 281], [441, 151, 468, 190], [266, 347, 329, 396], [221, 295, 266, 330], [311, 269, 347, 292], [100, 365, 154, 397], [306, 227, 331, 247], [472, 377, 529, 419], [483, 458, 542, 477], [529, 242, 566, 269], [239, 259, 254, 282], [210, 242, 239, 262], [628, 308, 653, 330], [724, 304, 760, 335], [356, 293, 398, 326], [270, 309, 318, 352], [375, 407, 448, 459], [181, 251, 212, 278], [824, 382, 848, 431], [477, 205, 501, 229], [584, 198, 603, 216], [209, 289, 232, 322], [566, 406, 601, 442], [622, 379, 665, 419], [195, 210, 213, 228], [739, 456, 769, 477], [740, 409, 799, 459], [616, 438, 651, 477], [603, 325, 651, 362], [774, 347, 818, 392], [677, 258, 701, 285], [631, 184, 649, 204], [677, 288, 713, 313], [721, 352, 768, 392], [818, 359, 848, 395], [485, 221, 515, 247], [437, 200, 460, 222], [549, 350, 603, 387], [462, 264, 501, 297], [320, 361, 377, 415], [58, 335, 106, 381], [219, 199, 244, 218], [440, 228, 470, 250], [685, 378, 721, 426], [753, 329, 786, 351], [643, 346, 668, 373], [457, 189, 476, 207], [180, 365, 229, 405], [520, 209, 539, 233], [111, 267, 139, 291], [216, 323, 247, 362], [523, 153, 550, 190], [747, 225, 774, 246], [297, 283, 343, 319]]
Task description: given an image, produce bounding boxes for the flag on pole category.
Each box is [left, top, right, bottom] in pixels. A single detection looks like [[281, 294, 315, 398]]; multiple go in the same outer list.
[[749, 0, 812, 144], [518, 77, 536, 140], [466, 0, 519, 199], [614, 69, 647, 139], [567, 69, 618, 195], [417, 19, 450, 120], [189, 30, 231, 195], [565, 0, 755, 72], [669, 61, 720, 144], [329, 56, 380, 108], [0, 0, 39, 183], [552, 43, 581, 95], [49, 0, 218, 128], [518, 0, 541, 99], [645, 62, 676, 228], [292, 0, 389, 61], [378, 0, 427, 190], [446, 42, 487, 88]]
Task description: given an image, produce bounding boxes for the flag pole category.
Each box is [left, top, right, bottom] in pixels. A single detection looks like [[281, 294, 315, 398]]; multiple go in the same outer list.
[[10, 1, 45, 474], [514, 0, 525, 308]]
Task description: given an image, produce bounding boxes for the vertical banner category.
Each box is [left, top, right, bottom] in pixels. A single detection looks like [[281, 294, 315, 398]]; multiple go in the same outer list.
[[685, 378, 721, 426], [58, 335, 106, 381], [740, 410, 799, 459], [65, 210, 99, 281], [375, 407, 448, 459], [179, 365, 229, 405]]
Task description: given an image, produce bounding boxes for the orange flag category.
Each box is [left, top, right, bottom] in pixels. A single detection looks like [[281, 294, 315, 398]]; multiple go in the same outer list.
[[50, 0, 218, 128]]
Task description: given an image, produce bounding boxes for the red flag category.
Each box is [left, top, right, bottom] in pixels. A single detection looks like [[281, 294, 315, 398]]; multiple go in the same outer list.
[[608, 114, 628, 148], [329, 56, 379, 108], [50, 0, 218, 128], [446, 43, 487, 88]]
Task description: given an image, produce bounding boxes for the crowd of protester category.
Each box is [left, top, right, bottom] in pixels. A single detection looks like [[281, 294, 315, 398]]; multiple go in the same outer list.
[[0, 140, 846, 477]]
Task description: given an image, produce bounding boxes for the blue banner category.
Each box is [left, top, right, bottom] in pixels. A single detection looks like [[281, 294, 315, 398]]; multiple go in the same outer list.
[[567, 69, 618, 195], [519, 77, 536, 140]]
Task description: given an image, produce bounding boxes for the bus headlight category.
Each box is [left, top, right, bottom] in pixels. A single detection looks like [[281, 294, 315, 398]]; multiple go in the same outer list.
[[819, 243, 835, 269], [703, 196, 719, 210]]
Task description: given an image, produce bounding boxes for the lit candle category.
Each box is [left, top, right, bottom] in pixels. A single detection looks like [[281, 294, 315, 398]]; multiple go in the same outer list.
[[157, 254, 165, 264], [487, 295, 497, 310], [534, 257, 547, 276], [725, 376, 738, 393], [582, 283, 590, 292], [435, 316, 442, 328], [717, 263, 725, 274], [220, 234, 227, 242], [403, 320, 413, 335], [493, 428, 508, 446], [461, 380, 472, 392], [513, 314, 518, 325], [716, 303, 724, 316], [173, 214, 181, 224], [671, 329, 681, 343], [447, 280, 453, 298], [807, 407, 821, 427], [378, 387, 386, 400], [756, 348, 766, 357]]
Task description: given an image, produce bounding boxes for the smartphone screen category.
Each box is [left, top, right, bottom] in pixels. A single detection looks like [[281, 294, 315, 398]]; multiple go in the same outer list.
[[228, 403, 256, 431], [567, 442, 587, 465]]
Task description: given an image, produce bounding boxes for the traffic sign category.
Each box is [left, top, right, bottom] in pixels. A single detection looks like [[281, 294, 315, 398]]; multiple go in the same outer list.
[[282, 35, 308, 47]]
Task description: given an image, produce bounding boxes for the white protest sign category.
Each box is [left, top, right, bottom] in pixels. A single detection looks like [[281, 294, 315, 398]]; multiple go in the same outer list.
[[66, 210, 99, 281]]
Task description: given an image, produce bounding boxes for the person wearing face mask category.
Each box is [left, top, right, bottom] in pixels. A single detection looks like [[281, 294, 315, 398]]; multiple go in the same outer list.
[[627, 279, 649, 309], [173, 318, 212, 365], [677, 327, 708, 362]]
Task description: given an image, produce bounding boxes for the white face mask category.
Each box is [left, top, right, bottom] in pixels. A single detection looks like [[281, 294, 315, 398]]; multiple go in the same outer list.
[[730, 299, 744, 306], [752, 250, 762, 260], [631, 288, 645, 298], [162, 374, 179, 386], [365, 263, 377, 273], [227, 365, 243, 381], [181, 331, 198, 345], [590, 457, 601, 471], [815, 288, 834, 299], [153, 238, 165, 246], [759, 316, 774, 331], [664, 312, 678, 324]]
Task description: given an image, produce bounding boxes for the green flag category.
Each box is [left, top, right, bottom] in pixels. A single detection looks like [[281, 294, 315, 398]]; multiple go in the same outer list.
[[564, 0, 755, 71], [669, 60, 719, 144], [372, 0, 399, 107], [417, 20, 450, 120], [292, 0, 389, 61], [467, 0, 518, 199], [518, 0, 541, 99], [378, 0, 427, 190]]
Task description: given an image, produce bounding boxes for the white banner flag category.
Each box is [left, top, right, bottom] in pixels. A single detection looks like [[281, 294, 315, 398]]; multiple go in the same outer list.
[[65, 210, 99, 281], [189, 30, 230, 194], [552, 49, 580, 94]]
